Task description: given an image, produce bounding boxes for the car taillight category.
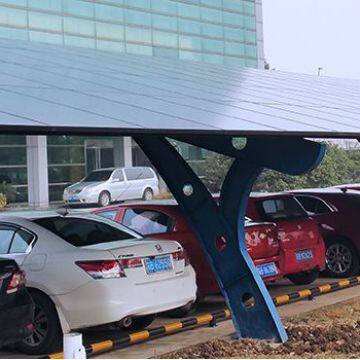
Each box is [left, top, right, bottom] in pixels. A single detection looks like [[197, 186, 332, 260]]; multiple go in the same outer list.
[[76, 260, 126, 279], [118, 257, 143, 269], [172, 249, 190, 266], [6, 270, 26, 294]]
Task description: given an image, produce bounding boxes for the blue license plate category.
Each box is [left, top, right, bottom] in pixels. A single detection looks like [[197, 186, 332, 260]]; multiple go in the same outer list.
[[69, 195, 79, 202], [296, 250, 313, 262], [256, 262, 278, 278], [144, 256, 173, 274]]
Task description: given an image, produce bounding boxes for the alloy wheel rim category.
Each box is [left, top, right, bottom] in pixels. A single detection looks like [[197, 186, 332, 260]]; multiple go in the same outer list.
[[326, 243, 353, 274], [24, 304, 48, 347], [145, 191, 152, 201], [101, 193, 110, 206]]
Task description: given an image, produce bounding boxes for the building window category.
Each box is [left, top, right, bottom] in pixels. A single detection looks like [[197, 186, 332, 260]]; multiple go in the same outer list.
[[0, 135, 28, 203]]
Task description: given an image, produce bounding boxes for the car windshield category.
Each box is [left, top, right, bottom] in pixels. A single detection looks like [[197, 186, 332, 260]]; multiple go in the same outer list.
[[33, 216, 138, 247], [83, 170, 113, 182]]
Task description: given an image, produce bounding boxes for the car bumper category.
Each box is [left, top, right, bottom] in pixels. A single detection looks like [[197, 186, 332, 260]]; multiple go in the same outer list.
[[63, 193, 97, 204], [54, 267, 197, 331], [280, 243, 326, 276], [0, 297, 34, 347], [254, 256, 283, 283]]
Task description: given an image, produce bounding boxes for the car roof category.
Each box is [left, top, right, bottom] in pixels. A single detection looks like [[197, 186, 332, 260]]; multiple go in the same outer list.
[[289, 187, 360, 195], [90, 166, 153, 172], [0, 210, 105, 221], [249, 192, 294, 199]]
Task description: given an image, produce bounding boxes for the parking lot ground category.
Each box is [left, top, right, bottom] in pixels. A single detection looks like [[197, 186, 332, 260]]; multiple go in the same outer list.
[[162, 293, 360, 359], [1, 277, 358, 359]]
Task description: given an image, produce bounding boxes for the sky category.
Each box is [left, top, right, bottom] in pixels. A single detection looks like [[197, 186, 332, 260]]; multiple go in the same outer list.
[[262, 0, 360, 80]]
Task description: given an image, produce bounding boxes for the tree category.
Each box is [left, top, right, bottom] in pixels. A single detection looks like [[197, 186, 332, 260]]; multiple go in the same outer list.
[[203, 143, 360, 193]]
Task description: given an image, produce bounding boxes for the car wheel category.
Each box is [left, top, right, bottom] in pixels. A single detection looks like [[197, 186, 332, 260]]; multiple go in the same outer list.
[[287, 268, 319, 285], [325, 238, 359, 278], [125, 315, 156, 332], [142, 188, 153, 201], [16, 292, 62, 355], [167, 301, 198, 318], [98, 191, 111, 207]]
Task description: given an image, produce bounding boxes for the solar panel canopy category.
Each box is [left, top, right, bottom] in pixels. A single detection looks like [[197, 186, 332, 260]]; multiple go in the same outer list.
[[0, 38, 359, 137]]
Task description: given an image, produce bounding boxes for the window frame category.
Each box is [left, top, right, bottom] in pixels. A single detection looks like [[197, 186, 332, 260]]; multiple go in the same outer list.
[[96, 209, 119, 221], [111, 169, 125, 182], [0, 222, 37, 255], [122, 208, 175, 236], [256, 196, 309, 221], [294, 195, 335, 215]]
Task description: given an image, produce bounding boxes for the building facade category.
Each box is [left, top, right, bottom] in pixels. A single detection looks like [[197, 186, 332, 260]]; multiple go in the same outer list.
[[0, 0, 264, 206]]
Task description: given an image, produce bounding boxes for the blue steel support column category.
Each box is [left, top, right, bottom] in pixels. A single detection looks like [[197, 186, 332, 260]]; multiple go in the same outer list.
[[134, 135, 325, 343]]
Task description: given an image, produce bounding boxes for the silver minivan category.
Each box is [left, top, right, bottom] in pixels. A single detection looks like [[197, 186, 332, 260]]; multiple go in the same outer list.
[[63, 167, 159, 207]]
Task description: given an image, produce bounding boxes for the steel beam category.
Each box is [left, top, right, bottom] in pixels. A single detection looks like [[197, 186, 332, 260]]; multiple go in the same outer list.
[[134, 135, 325, 343]]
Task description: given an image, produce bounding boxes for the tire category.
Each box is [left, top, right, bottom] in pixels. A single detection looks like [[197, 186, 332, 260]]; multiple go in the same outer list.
[[325, 238, 360, 278], [167, 301, 198, 318], [288, 268, 319, 285], [16, 292, 62, 355], [98, 191, 111, 207], [142, 188, 153, 201], [126, 314, 156, 332]]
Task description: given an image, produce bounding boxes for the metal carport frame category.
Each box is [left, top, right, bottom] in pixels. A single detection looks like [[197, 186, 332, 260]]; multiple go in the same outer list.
[[1, 38, 360, 343]]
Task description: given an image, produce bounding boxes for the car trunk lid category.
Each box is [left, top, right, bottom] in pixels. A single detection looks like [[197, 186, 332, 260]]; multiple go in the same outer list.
[[275, 218, 320, 250], [245, 222, 279, 259], [81, 239, 185, 283]]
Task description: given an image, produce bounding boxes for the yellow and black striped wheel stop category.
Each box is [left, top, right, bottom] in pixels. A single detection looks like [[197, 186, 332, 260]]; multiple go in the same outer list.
[[43, 276, 360, 359]]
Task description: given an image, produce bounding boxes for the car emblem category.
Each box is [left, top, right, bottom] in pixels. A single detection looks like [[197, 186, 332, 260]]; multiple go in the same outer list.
[[155, 244, 163, 252]]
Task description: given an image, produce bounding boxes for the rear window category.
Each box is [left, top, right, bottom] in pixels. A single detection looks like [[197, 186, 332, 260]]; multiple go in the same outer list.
[[260, 197, 307, 220], [34, 217, 135, 247], [123, 209, 174, 235]]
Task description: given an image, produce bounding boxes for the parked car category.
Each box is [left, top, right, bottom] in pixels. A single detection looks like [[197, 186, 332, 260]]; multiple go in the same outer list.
[[93, 201, 284, 298], [63, 167, 159, 207], [0, 212, 196, 354], [247, 193, 326, 285], [0, 258, 34, 348], [290, 188, 360, 277]]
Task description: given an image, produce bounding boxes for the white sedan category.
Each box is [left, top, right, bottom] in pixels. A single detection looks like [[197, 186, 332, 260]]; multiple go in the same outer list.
[[0, 212, 197, 355]]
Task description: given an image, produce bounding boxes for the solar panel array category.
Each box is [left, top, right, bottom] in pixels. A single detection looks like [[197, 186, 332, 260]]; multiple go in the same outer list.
[[0, 38, 359, 137]]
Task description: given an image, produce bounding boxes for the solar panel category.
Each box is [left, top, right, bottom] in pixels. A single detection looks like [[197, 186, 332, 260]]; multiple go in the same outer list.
[[0, 38, 359, 137]]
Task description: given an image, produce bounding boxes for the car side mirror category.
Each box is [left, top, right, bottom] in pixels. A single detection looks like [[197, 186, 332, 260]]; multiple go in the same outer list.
[[112, 178, 122, 183]]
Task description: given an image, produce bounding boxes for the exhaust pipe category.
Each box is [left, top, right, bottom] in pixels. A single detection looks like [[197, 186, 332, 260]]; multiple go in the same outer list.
[[121, 316, 133, 328]]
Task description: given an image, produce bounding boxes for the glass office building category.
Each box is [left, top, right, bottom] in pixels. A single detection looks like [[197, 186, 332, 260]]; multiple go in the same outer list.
[[0, 0, 264, 204], [0, 0, 262, 66]]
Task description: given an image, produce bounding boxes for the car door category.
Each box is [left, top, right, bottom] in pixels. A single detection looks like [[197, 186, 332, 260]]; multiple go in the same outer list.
[[124, 168, 143, 199], [119, 206, 220, 295], [108, 169, 128, 201], [294, 195, 338, 237]]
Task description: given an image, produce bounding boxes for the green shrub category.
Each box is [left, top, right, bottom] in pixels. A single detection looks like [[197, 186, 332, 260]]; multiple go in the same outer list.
[[0, 193, 6, 208], [0, 182, 16, 203]]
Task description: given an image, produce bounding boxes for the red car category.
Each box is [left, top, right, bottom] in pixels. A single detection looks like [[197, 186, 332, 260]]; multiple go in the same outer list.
[[290, 188, 360, 277], [93, 201, 283, 297], [247, 193, 326, 285]]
